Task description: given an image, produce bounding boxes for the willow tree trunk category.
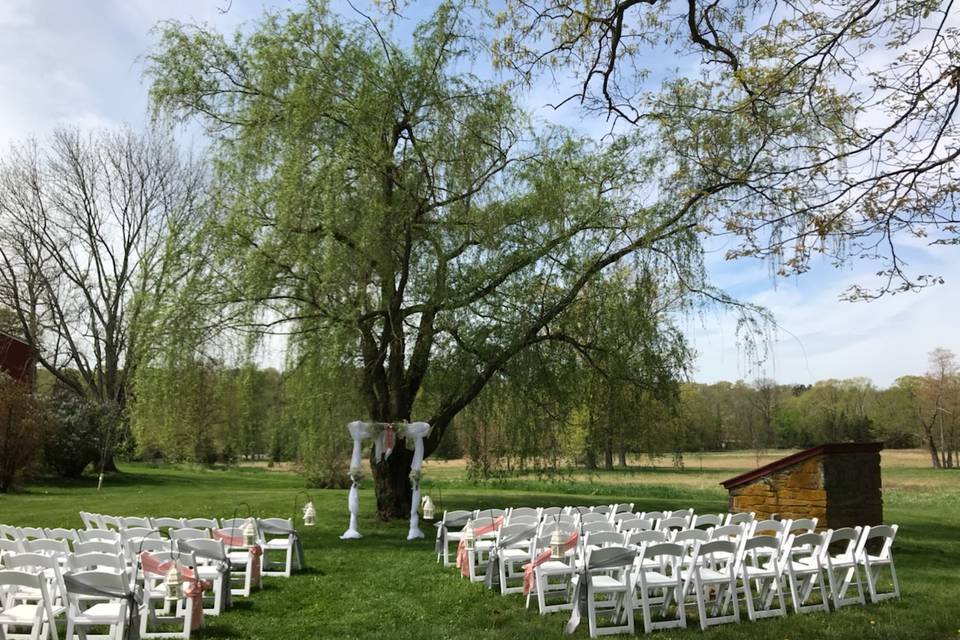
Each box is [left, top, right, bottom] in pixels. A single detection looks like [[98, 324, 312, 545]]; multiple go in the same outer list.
[[372, 442, 414, 521]]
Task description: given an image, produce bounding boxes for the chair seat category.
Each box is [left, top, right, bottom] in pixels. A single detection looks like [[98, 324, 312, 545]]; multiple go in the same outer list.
[[196, 566, 223, 580], [537, 561, 573, 574], [228, 551, 251, 563], [788, 559, 820, 572], [262, 539, 291, 550], [687, 568, 730, 582], [827, 553, 857, 567], [73, 601, 125, 623], [743, 566, 777, 579], [641, 570, 677, 586], [0, 603, 64, 622], [501, 549, 529, 561], [587, 575, 627, 592]]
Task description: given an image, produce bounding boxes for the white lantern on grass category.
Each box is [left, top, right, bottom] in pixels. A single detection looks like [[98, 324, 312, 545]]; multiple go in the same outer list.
[[421, 495, 435, 521], [303, 501, 317, 527]]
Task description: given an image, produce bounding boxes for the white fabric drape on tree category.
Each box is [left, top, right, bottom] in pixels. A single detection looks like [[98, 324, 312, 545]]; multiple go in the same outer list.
[[340, 420, 433, 541]]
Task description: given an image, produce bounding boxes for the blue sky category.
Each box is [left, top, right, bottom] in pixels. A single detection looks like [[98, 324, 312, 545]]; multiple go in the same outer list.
[[1, 0, 956, 387]]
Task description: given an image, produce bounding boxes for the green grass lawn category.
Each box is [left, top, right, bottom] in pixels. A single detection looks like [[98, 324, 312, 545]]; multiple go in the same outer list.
[[1, 455, 958, 640]]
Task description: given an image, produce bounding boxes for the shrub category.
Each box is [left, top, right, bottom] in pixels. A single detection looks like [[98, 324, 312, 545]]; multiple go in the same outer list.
[[43, 385, 103, 478], [0, 374, 50, 491]]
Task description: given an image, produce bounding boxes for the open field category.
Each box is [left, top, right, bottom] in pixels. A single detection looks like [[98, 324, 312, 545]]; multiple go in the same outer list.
[[1, 450, 958, 639]]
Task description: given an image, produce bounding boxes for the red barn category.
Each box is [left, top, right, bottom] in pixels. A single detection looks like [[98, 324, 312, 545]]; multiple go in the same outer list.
[[0, 331, 35, 387]]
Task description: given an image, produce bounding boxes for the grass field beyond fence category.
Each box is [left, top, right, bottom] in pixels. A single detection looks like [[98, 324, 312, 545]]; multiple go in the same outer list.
[[0, 450, 957, 639]]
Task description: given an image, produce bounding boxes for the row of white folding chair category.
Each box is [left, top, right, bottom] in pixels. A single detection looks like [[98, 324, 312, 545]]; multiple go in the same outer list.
[[0, 548, 195, 640]]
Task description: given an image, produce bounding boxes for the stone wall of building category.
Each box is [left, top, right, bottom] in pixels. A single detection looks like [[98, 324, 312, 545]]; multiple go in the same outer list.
[[728, 456, 828, 526], [723, 443, 883, 530]]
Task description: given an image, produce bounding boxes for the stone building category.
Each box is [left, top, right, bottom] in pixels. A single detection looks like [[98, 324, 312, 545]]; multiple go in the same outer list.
[[720, 442, 884, 530]]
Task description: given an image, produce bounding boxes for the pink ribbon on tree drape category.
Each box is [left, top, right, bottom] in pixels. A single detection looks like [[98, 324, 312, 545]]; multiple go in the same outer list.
[[139, 552, 211, 630], [521, 531, 579, 596], [382, 423, 396, 456], [455, 516, 504, 577]]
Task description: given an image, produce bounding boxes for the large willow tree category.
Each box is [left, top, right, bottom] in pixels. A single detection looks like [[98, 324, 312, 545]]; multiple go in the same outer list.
[[148, 2, 725, 517]]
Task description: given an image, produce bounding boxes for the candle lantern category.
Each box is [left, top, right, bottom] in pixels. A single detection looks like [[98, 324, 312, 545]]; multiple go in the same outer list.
[[550, 528, 565, 560], [463, 521, 476, 552], [242, 518, 257, 548], [164, 564, 182, 602], [303, 501, 317, 527], [421, 495, 435, 521]]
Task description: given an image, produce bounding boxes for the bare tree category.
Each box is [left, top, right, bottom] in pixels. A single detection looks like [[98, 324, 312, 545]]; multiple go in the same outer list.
[[0, 126, 207, 476]]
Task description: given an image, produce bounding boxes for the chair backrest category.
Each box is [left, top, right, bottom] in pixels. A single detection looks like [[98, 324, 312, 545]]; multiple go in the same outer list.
[[540, 521, 576, 537], [626, 530, 667, 547], [692, 539, 739, 574], [580, 512, 607, 524], [585, 531, 624, 548], [640, 511, 665, 522], [657, 516, 688, 532], [20, 526, 46, 540], [823, 527, 862, 559], [725, 512, 755, 526], [740, 535, 782, 570], [497, 523, 535, 547], [752, 519, 788, 537], [78, 511, 98, 529], [788, 532, 826, 563], [100, 515, 124, 530], [582, 521, 615, 535], [585, 545, 633, 570], [120, 516, 150, 529], [177, 538, 228, 563], [857, 524, 898, 560], [218, 518, 249, 530], [639, 542, 685, 577], [789, 518, 818, 534], [184, 517, 219, 529], [0, 538, 23, 555], [150, 517, 186, 530], [440, 510, 473, 528], [170, 527, 211, 541], [78, 529, 121, 543], [74, 540, 122, 555], [509, 507, 540, 519], [667, 508, 693, 519], [257, 518, 293, 541], [481, 509, 506, 518], [592, 505, 612, 515], [0, 568, 46, 589], [70, 551, 127, 573], [618, 518, 654, 533], [507, 515, 538, 526], [540, 507, 563, 518], [25, 538, 71, 556], [611, 503, 634, 514], [0, 524, 22, 540], [128, 537, 168, 557], [692, 514, 722, 529], [672, 529, 710, 546], [44, 528, 79, 544], [710, 524, 746, 542]]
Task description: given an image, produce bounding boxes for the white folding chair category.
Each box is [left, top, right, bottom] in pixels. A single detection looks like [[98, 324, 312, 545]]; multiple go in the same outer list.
[[856, 524, 900, 602], [527, 532, 577, 614], [783, 532, 830, 614], [256, 518, 300, 578], [435, 510, 472, 567], [0, 525, 23, 541], [492, 524, 537, 595], [217, 528, 261, 597], [788, 518, 818, 534], [63, 570, 133, 640], [18, 528, 46, 541], [183, 518, 218, 531], [570, 546, 635, 637], [683, 540, 741, 630], [656, 516, 688, 535], [632, 542, 686, 634], [464, 517, 498, 583], [99, 516, 124, 532], [821, 527, 866, 608], [0, 568, 62, 640], [751, 518, 789, 539], [139, 551, 196, 639], [3, 552, 69, 611], [738, 535, 788, 620], [176, 538, 230, 616], [74, 541, 123, 557]]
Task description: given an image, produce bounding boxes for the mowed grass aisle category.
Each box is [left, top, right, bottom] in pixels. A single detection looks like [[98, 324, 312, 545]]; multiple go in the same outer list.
[[0, 453, 957, 640]]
